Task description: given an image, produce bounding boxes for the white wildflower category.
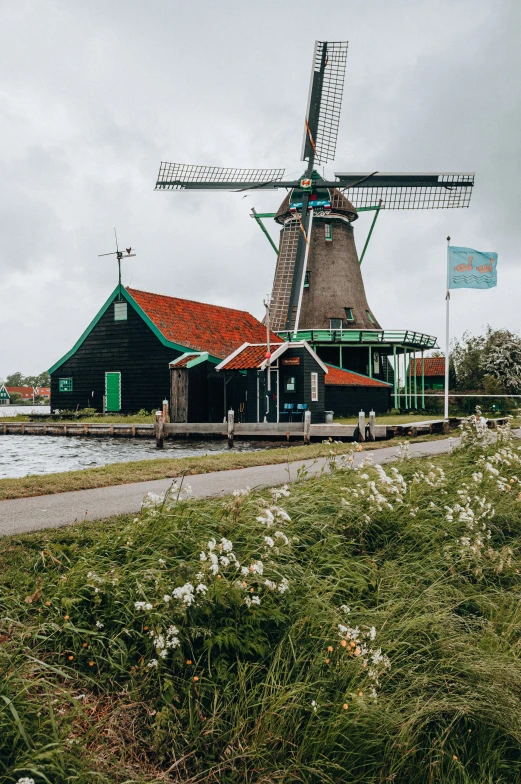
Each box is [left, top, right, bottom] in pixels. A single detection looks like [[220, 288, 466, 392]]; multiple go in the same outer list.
[[196, 583, 208, 595], [311, 699, 317, 712], [95, 621, 104, 629], [241, 566, 249, 576], [250, 560, 264, 576], [163, 594, 171, 603], [200, 551, 207, 561], [172, 583, 196, 606], [220, 556, 230, 567], [339, 604, 351, 614], [207, 538, 216, 551], [264, 579, 277, 591], [134, 601, 153, 611], [274, 531, 289, 545], [264, 536, 274, 548], [278, 577, 289, 594], [147, 659, 158, 668], [220, 537, 233, 552]]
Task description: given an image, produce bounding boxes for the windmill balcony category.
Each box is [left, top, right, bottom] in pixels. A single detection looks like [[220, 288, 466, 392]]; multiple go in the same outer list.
[[277, 328, 438, 350]]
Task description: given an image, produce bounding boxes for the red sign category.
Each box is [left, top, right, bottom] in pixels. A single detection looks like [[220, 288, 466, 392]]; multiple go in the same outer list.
[[282, 357, 300, 366]]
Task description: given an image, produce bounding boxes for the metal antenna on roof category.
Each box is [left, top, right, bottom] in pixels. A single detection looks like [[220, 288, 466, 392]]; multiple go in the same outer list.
[[98, 228, 136, 299]]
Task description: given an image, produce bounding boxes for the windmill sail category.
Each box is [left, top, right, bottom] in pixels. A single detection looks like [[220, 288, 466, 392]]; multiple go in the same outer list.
[[269, 219, 302, 332], [335, 172, 475, 209], [156, 163, 285, 190], [301, 41, 348, 165]]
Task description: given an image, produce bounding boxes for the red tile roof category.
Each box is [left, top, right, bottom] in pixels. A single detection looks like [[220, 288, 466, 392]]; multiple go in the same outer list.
[[127, 288, 279, 359], [170, 354, 201, 368], [5, 386, 39, 399], [222, 344, 284, 370], [409, 357, 445, 377], [324, 365, 391, 388]]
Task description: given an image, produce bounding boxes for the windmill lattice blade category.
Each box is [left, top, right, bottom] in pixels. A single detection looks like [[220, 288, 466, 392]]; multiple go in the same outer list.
[[302, 41, 348, 165], [269, 218, 300, 332], [335, 172, 475, 209], [155, 162, 285, 190]]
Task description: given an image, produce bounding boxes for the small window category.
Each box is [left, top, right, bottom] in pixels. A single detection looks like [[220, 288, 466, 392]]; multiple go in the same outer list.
[[304, 271, 310, 288], [373, 352, 380, 374], [285, 376, 296, 393], [329, 318, 343, 330], [324, 223, 333, 242], [345, 307, 354, 322], [59, 378, 73, 392], [311, 372, 318, 402], [114, 301, 128, 321], [366, 310, 375, 324]]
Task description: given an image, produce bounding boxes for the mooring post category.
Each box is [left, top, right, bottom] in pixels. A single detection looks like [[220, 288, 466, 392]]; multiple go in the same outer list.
[[304, 409, 311, 444], [155, 410, 164, 449], [227, 408, 234, 449], [368, 410, 376, 441], [162, 398, 170, 423], [358, 410, 365, 442]]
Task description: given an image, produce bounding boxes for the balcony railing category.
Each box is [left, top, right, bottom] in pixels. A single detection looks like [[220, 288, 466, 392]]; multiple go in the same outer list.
[[277, 329, 438, 349]]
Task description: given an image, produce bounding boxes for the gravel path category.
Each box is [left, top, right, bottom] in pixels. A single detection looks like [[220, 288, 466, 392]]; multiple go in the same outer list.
[[0, 438, 455, 537]]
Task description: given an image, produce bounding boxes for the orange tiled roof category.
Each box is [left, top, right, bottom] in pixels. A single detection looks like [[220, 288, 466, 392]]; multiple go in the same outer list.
[[222, 344, 284, 370], [409, 357, 445, 377], [324, 365, 391, 388], [6, 386, 37, 399], [127, 288, 279, 359], [171, 354, 201, 368]]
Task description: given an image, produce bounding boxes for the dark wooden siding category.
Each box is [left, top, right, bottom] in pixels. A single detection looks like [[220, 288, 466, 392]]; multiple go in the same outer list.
[[325, 385, 390, 416], [50, 296, 181, 413], [278, 347, 325, 423]]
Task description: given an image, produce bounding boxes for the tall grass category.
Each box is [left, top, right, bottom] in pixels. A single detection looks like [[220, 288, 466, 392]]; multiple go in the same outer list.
[[2, 420, 521, 782]]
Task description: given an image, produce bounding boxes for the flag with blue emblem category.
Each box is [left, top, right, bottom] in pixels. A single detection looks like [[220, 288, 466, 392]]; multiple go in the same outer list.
[[448, 246, 498, 290]]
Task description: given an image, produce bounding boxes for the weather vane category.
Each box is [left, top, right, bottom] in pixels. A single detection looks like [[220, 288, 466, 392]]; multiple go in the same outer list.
[[98, 228, 136, 298]]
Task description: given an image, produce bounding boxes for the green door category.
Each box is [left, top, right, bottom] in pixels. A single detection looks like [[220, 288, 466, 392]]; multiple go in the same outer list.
[[105, 372, 121, 412]]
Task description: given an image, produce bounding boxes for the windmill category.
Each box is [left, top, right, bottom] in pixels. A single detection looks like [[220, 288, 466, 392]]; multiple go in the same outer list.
[[155, 41, 474, 408], [155, 40, 474, 337]]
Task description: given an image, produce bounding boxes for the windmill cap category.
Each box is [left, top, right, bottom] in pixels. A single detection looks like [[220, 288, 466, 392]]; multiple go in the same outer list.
[[275, 184, 358, 225]]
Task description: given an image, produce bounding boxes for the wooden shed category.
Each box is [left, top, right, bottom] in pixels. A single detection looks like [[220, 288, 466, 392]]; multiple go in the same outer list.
[[49, 285, 277, 417], [215, 341, 328, 423]]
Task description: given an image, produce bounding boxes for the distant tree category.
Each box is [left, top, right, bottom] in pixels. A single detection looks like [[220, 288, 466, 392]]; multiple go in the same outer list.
[[481, 329, 521, 393], [4, 370, 50, 388], [5, 371, 25, 386], [451, 327, 521, 394]]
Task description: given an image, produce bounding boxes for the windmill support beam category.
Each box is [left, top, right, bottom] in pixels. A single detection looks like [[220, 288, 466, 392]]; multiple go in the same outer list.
[[251, 209, 278, 254], [359, 200, 382, 264]]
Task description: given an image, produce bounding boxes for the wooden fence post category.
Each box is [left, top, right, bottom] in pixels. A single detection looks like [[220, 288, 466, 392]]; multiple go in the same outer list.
[[368, 410, 376, 441], [227, 409, 234, 449], [155, 411, 164, 449], [162, 399, 170, 423], [358, 410, 365, 442], [304, 410, 311, 444]]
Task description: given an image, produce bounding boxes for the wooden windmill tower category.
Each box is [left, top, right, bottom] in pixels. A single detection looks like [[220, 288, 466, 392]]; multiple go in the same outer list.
[[155, 41, 475, 408]]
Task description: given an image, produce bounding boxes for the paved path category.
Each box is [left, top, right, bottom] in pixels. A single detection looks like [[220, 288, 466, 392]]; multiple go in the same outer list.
[[0, 438, 455, 537]]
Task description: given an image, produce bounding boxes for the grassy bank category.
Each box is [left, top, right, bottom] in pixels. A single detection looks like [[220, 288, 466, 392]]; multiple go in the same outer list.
[[2, 420, 521, 781], [0, 435, 446, 501]]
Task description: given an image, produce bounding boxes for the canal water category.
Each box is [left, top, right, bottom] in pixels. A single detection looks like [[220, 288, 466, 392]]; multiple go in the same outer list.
[[0, 435, 259, 480]]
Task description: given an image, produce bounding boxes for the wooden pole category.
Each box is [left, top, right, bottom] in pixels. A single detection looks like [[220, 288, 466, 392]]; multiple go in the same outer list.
[[162, 398, 170, 423], [303, 409, 311, 444], [358, 410, 365, 442], [155, 410, 164, 449], [227, 408, 234, 449], [368, 410, 376, 441]]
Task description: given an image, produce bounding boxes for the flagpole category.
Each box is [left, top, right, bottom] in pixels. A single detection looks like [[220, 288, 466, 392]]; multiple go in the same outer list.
[[444, 236, 451, 420]]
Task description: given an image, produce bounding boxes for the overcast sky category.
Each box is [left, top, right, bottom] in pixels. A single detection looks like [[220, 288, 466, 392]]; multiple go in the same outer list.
[[1, 0, 520, 379]]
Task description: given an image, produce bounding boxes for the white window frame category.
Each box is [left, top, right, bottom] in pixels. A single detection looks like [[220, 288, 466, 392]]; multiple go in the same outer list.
[[114, 301, 128, 321], [311, 372, 318, 402]]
